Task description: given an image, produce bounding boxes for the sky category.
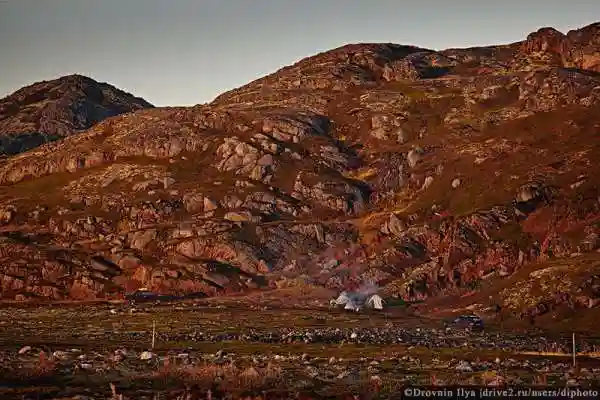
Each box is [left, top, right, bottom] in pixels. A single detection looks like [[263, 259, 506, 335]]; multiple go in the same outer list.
[[1, 0, 599, 107]]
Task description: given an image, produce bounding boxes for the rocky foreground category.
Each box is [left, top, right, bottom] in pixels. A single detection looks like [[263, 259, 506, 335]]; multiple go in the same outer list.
[[1, 23, 600, 328], [1, 303, 600, 399]]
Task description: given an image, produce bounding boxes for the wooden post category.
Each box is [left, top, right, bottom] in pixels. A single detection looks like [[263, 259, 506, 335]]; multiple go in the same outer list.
[[572, 332, 576, 367], [152, 320, 156, 350]]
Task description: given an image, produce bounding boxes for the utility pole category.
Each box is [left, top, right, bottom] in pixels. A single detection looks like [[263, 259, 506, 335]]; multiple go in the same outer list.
[[572, 332, 576, 368], [152, 320, 156, 350]]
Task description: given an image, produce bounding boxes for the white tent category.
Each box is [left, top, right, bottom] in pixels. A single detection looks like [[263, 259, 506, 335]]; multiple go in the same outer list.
[[334, 291, 351, 306], [366, 294, 385, 310], [344, 300, 361, 312]]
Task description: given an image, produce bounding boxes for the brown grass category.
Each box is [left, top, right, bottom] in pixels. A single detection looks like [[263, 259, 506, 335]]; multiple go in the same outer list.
[[14, 351, 58, 379]]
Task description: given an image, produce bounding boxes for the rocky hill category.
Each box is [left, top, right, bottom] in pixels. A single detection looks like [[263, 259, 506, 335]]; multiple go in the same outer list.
[[0, 74, 153, 156], [1, 23, 600, 326]]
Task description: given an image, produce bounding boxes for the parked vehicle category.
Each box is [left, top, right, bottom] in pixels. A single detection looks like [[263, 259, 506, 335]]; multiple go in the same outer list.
[[124, 288, 171, 303], [124, 288, 207, 303], [447, 315, 484, 331]]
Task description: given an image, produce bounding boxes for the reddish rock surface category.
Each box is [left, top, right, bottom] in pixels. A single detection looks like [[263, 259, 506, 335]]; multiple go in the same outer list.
[[1, 22, 600, 325]]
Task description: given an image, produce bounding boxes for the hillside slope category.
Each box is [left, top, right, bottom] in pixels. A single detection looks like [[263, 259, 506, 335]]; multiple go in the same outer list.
[[1, 23, 600, 326], [0, 74, 153, 156]]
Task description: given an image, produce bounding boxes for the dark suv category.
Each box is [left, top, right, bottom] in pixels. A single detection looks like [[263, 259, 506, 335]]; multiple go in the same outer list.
[[448, 315, 484, 331]]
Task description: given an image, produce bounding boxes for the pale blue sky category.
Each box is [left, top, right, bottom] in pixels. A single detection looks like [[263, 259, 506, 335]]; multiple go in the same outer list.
[[1, 0, 599, 106]]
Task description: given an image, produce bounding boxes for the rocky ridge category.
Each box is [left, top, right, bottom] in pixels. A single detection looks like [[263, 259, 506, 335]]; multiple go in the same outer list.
[[0, 74, 153, 156], [1, 23, 600, 325]]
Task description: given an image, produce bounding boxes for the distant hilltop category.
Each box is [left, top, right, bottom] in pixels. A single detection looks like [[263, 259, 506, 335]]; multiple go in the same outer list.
[[0, 74, 153, 155]]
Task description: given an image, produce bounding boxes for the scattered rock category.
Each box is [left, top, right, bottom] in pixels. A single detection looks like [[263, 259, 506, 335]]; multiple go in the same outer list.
[[140, 351, 154, 360], [455, 360, 473, 372]]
